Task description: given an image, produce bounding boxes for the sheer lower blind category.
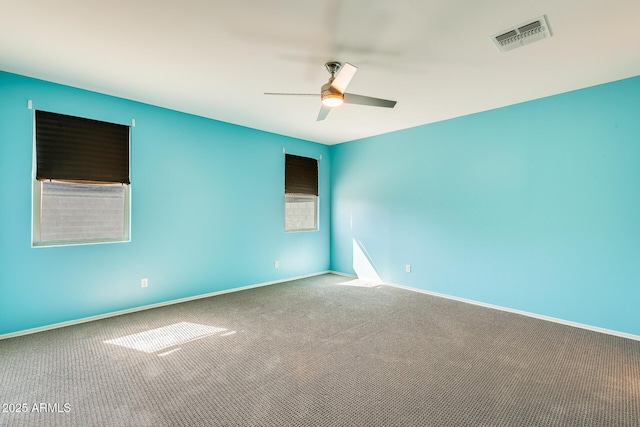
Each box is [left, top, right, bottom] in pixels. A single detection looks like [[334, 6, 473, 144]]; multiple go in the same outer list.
[[35, 110, 130, 184], [285, 154, 318, 195]]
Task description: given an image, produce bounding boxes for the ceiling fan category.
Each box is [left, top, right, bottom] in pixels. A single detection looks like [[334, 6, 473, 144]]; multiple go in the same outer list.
[[264, 61, 397, 121]]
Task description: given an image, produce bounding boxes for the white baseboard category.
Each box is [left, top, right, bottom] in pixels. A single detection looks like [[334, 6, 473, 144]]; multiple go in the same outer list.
[[0, 271, 331, 340], [6, 271, 637, 343], [326, 270, 640, 341], [384, 281, 640, 342], [328, 270, 357, 278]]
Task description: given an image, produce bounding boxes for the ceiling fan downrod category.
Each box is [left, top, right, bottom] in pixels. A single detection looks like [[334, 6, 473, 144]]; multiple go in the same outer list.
[[324, 61, 342, 80]]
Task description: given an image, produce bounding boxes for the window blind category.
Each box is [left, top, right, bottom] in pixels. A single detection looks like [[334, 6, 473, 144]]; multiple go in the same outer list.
[[285, 154, 318, 196], [35, 110, 130, 184]]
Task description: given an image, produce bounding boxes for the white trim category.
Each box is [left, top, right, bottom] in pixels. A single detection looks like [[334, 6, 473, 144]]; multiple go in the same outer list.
[[8, 270, 636, 343], [384, 281, 640, 342], [0, 271, 330, 340], [328, 270, 357, 278]]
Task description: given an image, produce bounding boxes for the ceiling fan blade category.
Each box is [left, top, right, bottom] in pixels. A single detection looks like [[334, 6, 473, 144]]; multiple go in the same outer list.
[[330, 62, 357, 94], [317, 105, 331, 121], [344, 93, 397, 108], [264, 93, 317, 96]]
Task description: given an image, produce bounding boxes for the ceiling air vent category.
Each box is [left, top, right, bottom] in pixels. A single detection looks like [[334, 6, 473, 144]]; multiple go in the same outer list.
[[492, 15, 551, 52]]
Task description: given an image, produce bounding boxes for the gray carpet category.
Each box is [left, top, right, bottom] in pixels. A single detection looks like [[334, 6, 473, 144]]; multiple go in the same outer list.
[[1, 273, 639, 426]]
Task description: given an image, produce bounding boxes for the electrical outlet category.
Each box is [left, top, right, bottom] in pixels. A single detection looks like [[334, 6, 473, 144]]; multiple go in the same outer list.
[[274, 261, 279, 268], [141, 278, 148, 288], [405, 265, 411, 273]]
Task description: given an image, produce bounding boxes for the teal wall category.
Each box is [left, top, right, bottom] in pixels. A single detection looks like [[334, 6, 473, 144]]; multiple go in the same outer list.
[[0, 71, 330, 336], [3, 70, 640, 338], [330, 76, 640, 336]]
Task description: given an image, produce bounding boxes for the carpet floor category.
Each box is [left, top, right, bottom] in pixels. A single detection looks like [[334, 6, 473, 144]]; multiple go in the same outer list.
[[1, 273, 639, 426]]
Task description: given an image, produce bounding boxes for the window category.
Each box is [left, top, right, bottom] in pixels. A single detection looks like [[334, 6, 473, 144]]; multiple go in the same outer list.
[[285, 194, 317, 231], [32, 110, 130, 246], [285, 154, 318, 231]]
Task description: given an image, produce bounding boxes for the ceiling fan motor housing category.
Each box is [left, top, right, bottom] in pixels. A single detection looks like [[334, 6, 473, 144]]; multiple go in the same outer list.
[[321, 81, 344, 106]]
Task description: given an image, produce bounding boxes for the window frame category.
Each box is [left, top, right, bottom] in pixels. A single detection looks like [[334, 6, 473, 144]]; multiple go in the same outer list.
[[31, 109, 132, 248], [284, 153, 319, 233]]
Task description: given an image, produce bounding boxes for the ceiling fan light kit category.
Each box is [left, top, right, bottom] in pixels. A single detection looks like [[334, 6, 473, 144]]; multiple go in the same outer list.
[[321, 78, 344, 107], [265, 61, 397, 121], [321, 92, 344, 107]]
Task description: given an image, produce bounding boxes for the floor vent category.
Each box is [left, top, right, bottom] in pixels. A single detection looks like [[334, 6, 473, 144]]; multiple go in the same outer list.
[[492, 15, 551, 52]]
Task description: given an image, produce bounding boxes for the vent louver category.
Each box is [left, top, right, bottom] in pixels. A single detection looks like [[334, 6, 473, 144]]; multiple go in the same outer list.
[[492, 15, 551, 52]]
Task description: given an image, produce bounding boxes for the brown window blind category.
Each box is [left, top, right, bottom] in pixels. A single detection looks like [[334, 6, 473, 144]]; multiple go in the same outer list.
[[36, 110, 130, 184], [285, 154, 318, 196]]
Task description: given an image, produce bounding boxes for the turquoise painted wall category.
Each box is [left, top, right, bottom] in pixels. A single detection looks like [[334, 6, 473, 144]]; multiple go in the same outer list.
[[330, 76, 640, 336], [0, 71, 330, 336], [3, 70, 639, 338]]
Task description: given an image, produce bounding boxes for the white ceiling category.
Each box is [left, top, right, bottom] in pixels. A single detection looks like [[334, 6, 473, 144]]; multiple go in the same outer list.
[[2, 0, 639, 145]]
